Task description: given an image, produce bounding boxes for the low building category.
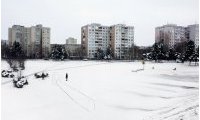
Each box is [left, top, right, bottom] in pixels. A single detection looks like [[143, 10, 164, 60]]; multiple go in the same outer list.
[[66, 37, 77, 44], [65, 44, 82, 59]]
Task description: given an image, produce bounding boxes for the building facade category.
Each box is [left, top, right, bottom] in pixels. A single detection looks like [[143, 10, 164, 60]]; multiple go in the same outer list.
[[8, 24, 51, 58], [81, 23, 110, 58], [187, 24, 199, 48], [81, 23, 134, 59], [42, 27, 51, 58], [155, 24, 199, 48], [155, 24, 187, 48], [8, 25, 25, 46], [65, 44, 81, 58], [110, 24, 134, 59]]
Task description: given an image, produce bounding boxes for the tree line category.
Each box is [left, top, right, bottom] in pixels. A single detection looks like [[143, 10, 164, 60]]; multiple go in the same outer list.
[[2, 41, 199, 63], [144, 40, 199, 64]]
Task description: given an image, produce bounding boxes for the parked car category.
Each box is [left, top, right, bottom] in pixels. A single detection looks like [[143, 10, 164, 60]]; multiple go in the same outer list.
[[13, 76, 28, 88], [34, 72, 49, 79], [2, 70, 14, 78]]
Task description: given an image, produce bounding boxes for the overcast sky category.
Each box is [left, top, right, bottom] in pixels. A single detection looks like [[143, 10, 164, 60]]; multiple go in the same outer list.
[[1, 0, 199, 46]]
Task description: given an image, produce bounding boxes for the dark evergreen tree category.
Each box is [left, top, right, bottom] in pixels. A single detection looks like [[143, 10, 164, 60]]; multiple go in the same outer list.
[[51, 45, 66, 60], [127, 45, 134, 60], [185, 40, 195, 61], [149, 41, 168, 61], [150, 43, 160, 61], [174, 41, 187, 55], [105, 46, 112, 60], [188, 46, 199, 65], [96, 48, 105, 60], [167, 48, 176, 60], [8, 41, 25, 59]]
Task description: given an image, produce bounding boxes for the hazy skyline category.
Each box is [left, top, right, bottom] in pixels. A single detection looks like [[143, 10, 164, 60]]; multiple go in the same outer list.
[[1, 0, 199, 46]]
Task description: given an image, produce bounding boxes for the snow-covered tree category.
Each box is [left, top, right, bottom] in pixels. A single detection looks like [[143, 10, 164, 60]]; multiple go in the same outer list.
[[148, 41, 168, 61], [185, 40, 195, 61], [51, 45, 66, 60], [8, 41, 25, 59], [105, 46, 112, 60], [166, 48, 176, 60]]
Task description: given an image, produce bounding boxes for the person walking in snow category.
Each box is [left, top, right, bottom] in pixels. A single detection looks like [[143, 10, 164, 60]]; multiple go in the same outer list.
[[142, 60, 145, 70], [66, 73, 68, 81], [41, 73, 45, 80]]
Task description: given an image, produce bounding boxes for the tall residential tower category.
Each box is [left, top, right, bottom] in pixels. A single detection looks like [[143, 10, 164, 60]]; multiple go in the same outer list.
[[8, 24, 50, 58], [155, 24, 199, 48]]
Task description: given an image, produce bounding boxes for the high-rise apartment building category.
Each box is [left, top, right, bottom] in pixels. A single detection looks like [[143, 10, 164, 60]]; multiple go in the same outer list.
[[155, 24, 187, 48], [81, 23, 134, 59], [187, 24, 199, 48], [8, 24, 50, 58], [110, 24, 134, 59], [8, 25, 25, 46], [81, 23, 110, 58], [155, 24, 199, 48]]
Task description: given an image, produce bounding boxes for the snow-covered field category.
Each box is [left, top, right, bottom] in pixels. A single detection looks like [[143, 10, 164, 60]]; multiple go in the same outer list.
[[1, 60, 199, 120]]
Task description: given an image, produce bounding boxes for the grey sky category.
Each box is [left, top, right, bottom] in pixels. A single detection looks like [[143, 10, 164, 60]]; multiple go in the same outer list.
[[1, 0, 199, 46]]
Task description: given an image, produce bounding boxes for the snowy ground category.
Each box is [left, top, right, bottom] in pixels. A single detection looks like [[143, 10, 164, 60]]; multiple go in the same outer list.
[[1, 60, 199, 120]]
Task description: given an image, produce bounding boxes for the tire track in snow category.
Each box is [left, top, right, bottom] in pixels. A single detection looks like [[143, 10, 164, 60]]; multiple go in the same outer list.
[[55, 78, 91, 112], [54, 73, 95, 112], [143, 89, 198, 120]]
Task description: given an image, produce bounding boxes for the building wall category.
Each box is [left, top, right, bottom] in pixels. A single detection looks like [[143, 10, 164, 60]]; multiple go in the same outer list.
[[42, 27, 50, 58], [8, 25, 25, 46], [110, 24, 134, 59], [8, 28, 12, 46], [65, 44, 81, 57], [81, 25, 89, 58], [187, 24, 199, 48], [24, 27, 31, 57], [30, 25, 42, 58]]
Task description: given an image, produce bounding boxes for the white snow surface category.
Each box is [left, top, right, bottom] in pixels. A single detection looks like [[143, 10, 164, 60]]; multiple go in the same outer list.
[[1, 60, 199, 120]]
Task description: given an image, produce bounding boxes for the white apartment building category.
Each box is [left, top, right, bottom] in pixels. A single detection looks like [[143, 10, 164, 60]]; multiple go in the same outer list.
[[155, 24, 199, 49], [8, 24, 50, 58], [81, 23, 110, 58], [155, 24, 187, 48], [187, 24, 199, 48], [110, 24, 134, 59]]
